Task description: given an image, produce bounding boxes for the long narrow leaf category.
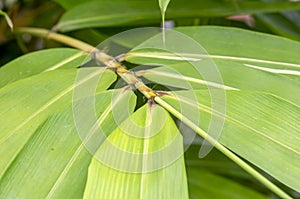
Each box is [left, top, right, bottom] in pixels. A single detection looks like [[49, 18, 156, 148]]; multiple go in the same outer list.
[[0, 89, 136, 198], [83, 104, 189, 199], [0, 48, 89, 88], [126, 26, 300, 105], [0, 69, 116, 179], [137, 61, 300, 106]]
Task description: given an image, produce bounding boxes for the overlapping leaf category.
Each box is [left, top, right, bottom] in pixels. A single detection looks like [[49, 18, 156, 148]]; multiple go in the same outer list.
[[126, 26, 300, 105], [124, 26, 300, 193], [0, 68, 116, 179], [0, 88, 136, 198], [128, 26, 300, 71], [162, 90, 300, 192], [0, 106, 92, 198]]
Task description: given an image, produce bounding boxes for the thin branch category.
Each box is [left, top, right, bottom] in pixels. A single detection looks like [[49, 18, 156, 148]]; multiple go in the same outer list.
[[14, 27, 113, 64]]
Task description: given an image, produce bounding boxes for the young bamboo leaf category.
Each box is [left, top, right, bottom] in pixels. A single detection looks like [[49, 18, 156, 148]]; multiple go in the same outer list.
[[159, 0, 170, 14], [158, 0, 171, 44], [83, 104, 189, 199], [0, 10, 13, 30]]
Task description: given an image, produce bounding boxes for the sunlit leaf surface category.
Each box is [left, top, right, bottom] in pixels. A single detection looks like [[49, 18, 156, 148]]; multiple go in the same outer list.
[[83, 104, 189, 199]]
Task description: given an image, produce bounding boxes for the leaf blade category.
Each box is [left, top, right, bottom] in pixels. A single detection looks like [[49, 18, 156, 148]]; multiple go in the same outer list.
[[83, 104, 189, 199], [126, 26, 300, 105], [0, 48, 89, 88], [0, 68, 116, 179], [0, 89, 136, 198]]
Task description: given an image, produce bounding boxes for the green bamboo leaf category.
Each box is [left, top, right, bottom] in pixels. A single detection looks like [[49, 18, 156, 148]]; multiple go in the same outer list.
[[0, 89, 136, 198], [83, 104, 189, 199], [162, 90, 300, 192], [126, 26, 300, 105], [128, 26, 300, 73], [0, 107, 91, 199], [0, 68, 116, 179], [56, 1, 300, 32], [0, 48, 90, 88], [137, 60, 300, 106]]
